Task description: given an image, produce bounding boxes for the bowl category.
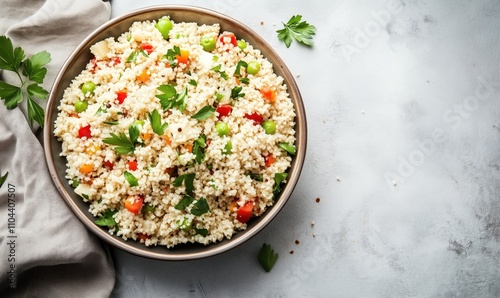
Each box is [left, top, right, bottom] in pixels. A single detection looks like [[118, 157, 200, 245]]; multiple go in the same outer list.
[[43, 5, 307, 260]]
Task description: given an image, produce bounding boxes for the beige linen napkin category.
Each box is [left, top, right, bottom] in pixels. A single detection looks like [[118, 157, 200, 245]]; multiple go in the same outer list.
[[0, 1, 115, 297]]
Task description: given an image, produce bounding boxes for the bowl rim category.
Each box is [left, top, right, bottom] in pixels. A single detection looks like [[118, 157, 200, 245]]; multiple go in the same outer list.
[[43, 4, 307, 261]]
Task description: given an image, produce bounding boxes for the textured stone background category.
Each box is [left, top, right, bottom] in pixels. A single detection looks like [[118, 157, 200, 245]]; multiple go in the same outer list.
[[111, 1, 500, 297]]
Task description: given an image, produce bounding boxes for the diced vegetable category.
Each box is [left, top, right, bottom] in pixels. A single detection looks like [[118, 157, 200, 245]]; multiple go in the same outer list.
[[90, 40, 110, 60], [124, 195, 144, 214], [262, 120, 276, 135], [176, 49, 189, 64], [260, 86, 276, 102], [219, 32, 237, 47], [81, 81, 96, 96], [265, 154, 275, 167], [216, 104, 232, 118], [78, 125, 92, 138], [237, 40, 247, 50], [156, 17, 173, 39], [104, 160, 114, 170], [246, 61, 260, 75], [140, 43, 154, 54], [244, 112, 263, 125], [116, 91, 127, 104], [137, 70, 150, 83], [74, 100, 88, 113], [236, 201, 254, 223], [223, 140, 232, 155], [128, 160, 138, 171], [79, 164, 94, 174], [215, 122, 230, 136], [200, 35, 216, 52], [137, 233, 149, 242]]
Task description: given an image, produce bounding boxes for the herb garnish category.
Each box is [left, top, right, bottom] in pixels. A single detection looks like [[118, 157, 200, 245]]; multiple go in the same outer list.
[[156, 84, 188, 112], [163, 46, 181, 67], [188, 79, 197, 87], [0, 35, 51, 127], [234, 60, 248, 77], [103, 124, 140, 154], [230, 86, 245, 100], [194, 228, 208, 236], [190, 198, 210, 216], [126, 51, 138, 63], [191, 105, 215, 120], [95, 209, 118, 228], [193, 134, 207, 164], [273, 172, 288, 198], [148, 109, 168, 135], [174, 195, 195, 211], [277, 15, 316, 48], [173, 173, 195, 196], [211, 65, 228, 80], [258, 243, 279, 272], [278, 142, 296, 155], [124, 171, 138, 186]]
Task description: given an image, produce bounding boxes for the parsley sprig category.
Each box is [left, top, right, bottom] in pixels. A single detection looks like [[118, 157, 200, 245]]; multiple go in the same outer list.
[[102, 124, 140, 154], [148, 109, 168, 135], [277, 15, 316, 48], [156, 84, 188, 112], [258, 243, 279, 272], [0, 35, 51, 127]]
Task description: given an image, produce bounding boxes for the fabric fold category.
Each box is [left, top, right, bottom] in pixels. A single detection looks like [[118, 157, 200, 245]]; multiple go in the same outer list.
[[0, 0, 115, 296]]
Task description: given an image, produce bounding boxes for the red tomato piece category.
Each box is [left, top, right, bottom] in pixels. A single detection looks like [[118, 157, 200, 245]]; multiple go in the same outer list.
[[216, 104, 232, 118], [236, 201, 255, 223], [111, 56, 121, 66], [104, 160, 114, 170], [264, 154, 275, 167], [125, 195, 144, 214], [140, 43, 154, 54], [116, 91, 127, 104], [244, 112, 263, 125], [219, 32, 237, 47], [128, 160, 138, 171], [78, 125, 92, 138], [137, 233, 149, 242]]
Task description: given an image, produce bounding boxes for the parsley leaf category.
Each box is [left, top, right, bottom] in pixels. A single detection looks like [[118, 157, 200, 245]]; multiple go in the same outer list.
[[211, 64, 229, 80], [148, 109, 168, 135], [95, 209, 118, 228], [0, 35, 51, 127], [258, 243, 279, 272], [0, 36, 25, 72], [277, 15, 316, 48], [163, 46, 181, 67], [191, 105, 215, 120], [234, 60, 248, 77], [188, 79, 197, 87], [173, 173, 195, 196], [194, 228, 208, 236], [0, 171, 8, 189], [174, 195, 195, 211], [156, 84, 188, 112], [193, 134, 207, 164], [124, 171, 138, 187], [103, 124, 140, 154], [278, 142, 296, 155], [273, 172, 288, 198], [231, 86, 245, 100], [0, 81, 22, 109], [22, 51, 50, 83], [240, 77, 250, 85], [191, 198, 210, 216], [126, 51, 138, 63]]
